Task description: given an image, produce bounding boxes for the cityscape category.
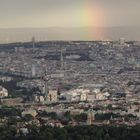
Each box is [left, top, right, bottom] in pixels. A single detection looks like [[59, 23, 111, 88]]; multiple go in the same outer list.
[[0, 0, 140, 140], [0, 38, 140, 138]]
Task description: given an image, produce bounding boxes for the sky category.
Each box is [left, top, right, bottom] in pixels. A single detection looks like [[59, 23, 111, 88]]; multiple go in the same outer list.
[[0, 0, 140, 28]]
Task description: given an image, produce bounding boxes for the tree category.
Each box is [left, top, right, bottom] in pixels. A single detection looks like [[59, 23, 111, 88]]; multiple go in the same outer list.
[[23, 114, 33, 122]]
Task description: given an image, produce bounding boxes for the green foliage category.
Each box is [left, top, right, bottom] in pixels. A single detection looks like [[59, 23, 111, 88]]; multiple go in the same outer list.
[[123, 114, 137, 121], [0, 126, 17, 140], [95, 113, 120, 120], [23, 114, 33, 122], [107, 104, 113, 110], [0, 79, 38, 99], [0, 107, 21, 117], [64, 111, 71, 120], [73, 113, 87, 122], [39, 111, 57, 120], [0, 125, 140, 140]]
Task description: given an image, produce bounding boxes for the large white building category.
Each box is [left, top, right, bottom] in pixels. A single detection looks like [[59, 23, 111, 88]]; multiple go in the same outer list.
[[0, 86, 8, 98], [95, 92, 110, 100], [34, 89, 58, 103], [22, 109, 37, 117], [63, 88, 89, 102]]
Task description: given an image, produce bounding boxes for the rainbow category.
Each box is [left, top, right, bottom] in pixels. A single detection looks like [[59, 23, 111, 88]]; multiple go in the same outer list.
[[77, 1, 104, 40]]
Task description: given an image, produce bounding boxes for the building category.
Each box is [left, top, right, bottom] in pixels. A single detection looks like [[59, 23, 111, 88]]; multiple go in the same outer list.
[[119, 38, 126, 45], [31, 64, 36, 77], [32, 37, 35, 49], [34, 94, 45, 103], [87, 110, 96, 125], [95, 92, 110, 100], [0, 86, 8, 98], [80, 93, 87, 101], [70, 109, 84, 116], [47, 90, 58, 102], [64, 88, 90, 102], [22, 109, 37, 117], [0, 98, 23, 105], [87, 94, 95, 102]]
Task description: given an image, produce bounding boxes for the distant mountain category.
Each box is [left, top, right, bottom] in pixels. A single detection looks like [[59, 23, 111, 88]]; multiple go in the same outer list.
[[0, 26, 140, 43]]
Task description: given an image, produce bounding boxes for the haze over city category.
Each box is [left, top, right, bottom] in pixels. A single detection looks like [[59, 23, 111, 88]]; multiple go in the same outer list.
[[0, 0, 140, 43]]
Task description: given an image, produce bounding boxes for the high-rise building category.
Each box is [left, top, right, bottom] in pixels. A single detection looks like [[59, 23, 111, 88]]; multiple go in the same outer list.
[[43, 68, 49, 100], [31, 64, 36, 77], [60, 49, 64, 70]]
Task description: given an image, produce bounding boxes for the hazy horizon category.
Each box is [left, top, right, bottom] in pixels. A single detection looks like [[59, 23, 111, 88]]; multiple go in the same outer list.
[[0, 26, 140, 43]]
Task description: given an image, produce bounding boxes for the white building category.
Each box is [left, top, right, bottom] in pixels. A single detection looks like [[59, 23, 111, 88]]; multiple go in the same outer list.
[[34, 95, 45, 102], [0, 86, 8, 98], [87, 94, 96, 102], [64, 88, 89, 102], [80, 93, 87, 101], [22, 109, 37, 117], [96, 93, 105, 100]]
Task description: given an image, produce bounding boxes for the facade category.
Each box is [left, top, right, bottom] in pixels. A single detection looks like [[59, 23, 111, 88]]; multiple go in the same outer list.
[[87, 94, 95, 102], [87, 110, 96, 125], [64, 88, 90, 102], [34, 95, 45, 102], [80, 93, 87, 101], [0, 98, 23, 105], [0, 86, 8, 98], [22, 109, 37, 117], [47, 90, 58, 102], [70, 109, 84, 116]]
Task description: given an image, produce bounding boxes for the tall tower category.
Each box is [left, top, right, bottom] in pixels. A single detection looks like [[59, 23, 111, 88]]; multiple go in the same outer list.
[[31, 63, 36, 77], [87, 111, 92, 125], [44, 76, 48, 99], [42, 66, 49, 101], [87, 109, 95, 125], [60, 49, 64, 70], [32, 37, 35, 49]]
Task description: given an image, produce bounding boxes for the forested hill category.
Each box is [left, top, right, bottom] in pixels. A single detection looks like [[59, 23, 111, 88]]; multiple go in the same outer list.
[[0, 125, 140, 140]]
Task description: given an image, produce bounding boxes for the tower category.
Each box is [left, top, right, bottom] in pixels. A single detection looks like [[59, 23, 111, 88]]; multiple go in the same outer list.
[[32, 37, 35, 49], [31, 63, 36, 77], [87, 109, 96, 125], [60, 49, 64, 70], [87, 111, 92, 125], [43, 67, 49, 101], [45, 77, 48, 99]]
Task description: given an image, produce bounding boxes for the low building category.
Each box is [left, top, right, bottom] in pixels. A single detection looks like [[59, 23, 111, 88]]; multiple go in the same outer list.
[[0, 97, 23, 105], [80, 93, 87, 101], [70, 109, 84, 116], [47, 90, 58, 102], [22, 109, 37, 117], [0, 86, 8, 98], [34, 94, 45, 102], [87, 94, 95, 102]]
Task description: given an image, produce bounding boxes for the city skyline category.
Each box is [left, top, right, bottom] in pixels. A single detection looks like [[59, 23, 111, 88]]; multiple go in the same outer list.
[[0, 1, 140, 138]]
